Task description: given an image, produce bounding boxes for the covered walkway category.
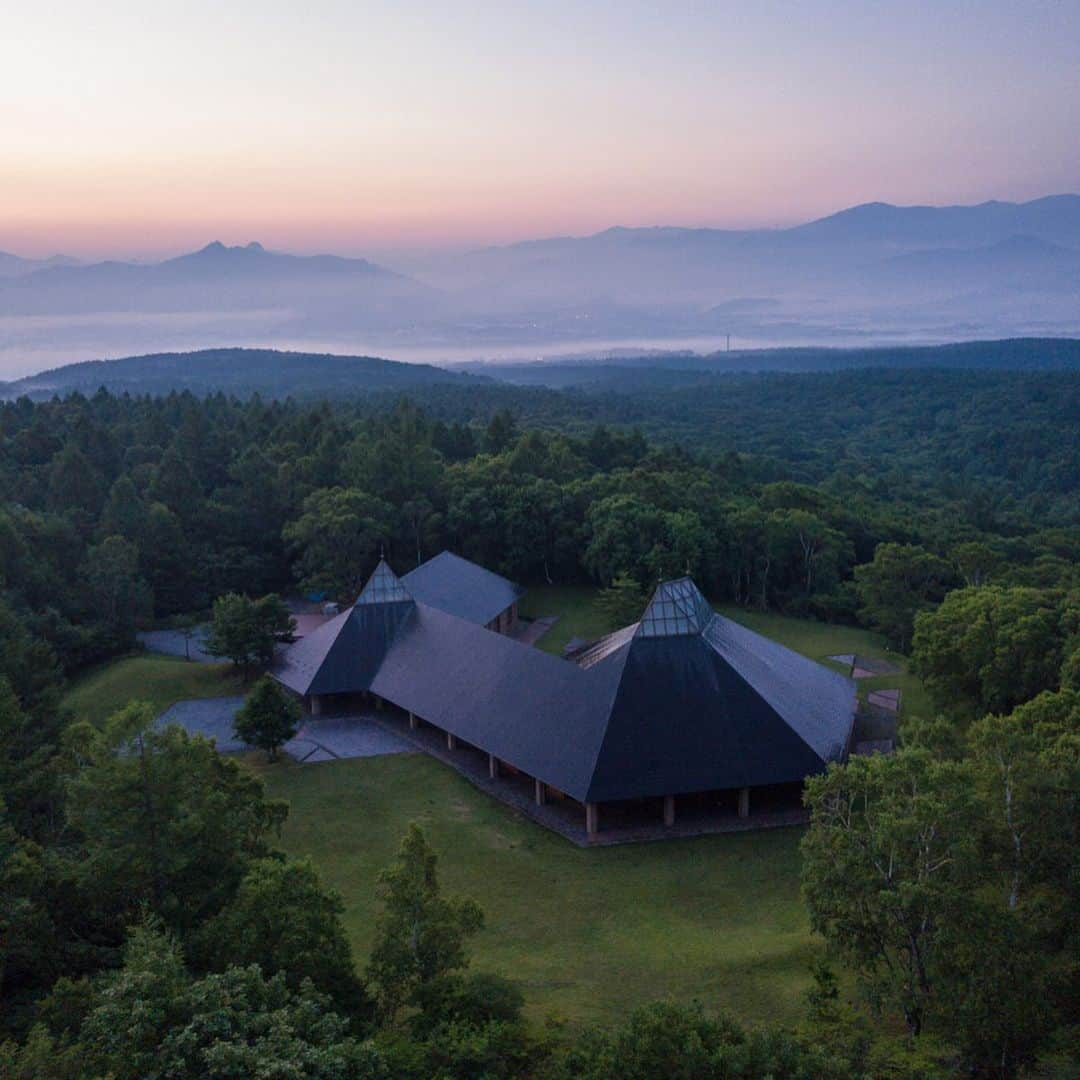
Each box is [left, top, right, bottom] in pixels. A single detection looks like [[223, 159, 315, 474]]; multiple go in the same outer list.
[[364, 699, 808, 847]]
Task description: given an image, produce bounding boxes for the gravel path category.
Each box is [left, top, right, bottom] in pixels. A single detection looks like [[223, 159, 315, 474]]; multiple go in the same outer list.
[[511, 615, 557, 647]]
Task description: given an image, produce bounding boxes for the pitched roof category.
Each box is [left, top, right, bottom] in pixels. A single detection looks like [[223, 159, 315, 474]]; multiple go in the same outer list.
[[402, 550, 522, 626], [273, 561, 415, 697], [576, 579, 856, 800], [273, 563, 855, 802], [370, 603, 620, 798]]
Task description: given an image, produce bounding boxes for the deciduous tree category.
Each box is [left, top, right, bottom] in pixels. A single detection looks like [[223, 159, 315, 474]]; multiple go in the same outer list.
[[193, 856, 368, 1017], [232, 675, 300, 761], [204, 592, 294, 680], [854, 543, 955, 651], [283, 487, 393, 599], [367, 824, 483, 1023], [801, 750, 977, 1036], [65, 703, 287, 935], [911, 586, 1074, 718]]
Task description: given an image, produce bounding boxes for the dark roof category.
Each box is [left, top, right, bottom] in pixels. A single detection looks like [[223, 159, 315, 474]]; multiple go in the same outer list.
[[402, 550, 522, 626], [272, 584, 413, 697], [273, 565, 855, 802], [370, 602, 618, 798], [578, 580, 855, 800]]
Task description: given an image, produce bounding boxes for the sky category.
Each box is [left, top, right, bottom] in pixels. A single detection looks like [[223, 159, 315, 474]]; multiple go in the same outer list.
[[2, 1, 1079, 258]]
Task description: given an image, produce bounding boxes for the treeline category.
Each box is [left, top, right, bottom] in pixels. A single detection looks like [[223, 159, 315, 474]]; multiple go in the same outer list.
[[0, 694, 905, 1079], [1, 387, 1078, 1075], [2, 655, 1076, 1077], [1, 387, 1076, 679], [367, 368, 1080, 522]]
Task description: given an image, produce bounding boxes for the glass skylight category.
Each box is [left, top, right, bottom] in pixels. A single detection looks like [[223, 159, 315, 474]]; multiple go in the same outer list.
[[357, 559, 413, 605], [636, 577, 714, 638]]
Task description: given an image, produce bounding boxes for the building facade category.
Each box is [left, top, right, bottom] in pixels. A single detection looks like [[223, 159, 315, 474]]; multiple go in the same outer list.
[[273, 553, 856, 840]]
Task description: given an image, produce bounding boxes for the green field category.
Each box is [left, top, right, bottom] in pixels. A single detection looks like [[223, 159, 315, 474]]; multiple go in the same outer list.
[[61, 595, 927, 1029], [519, 585, 615, 657], [522, 584, 929, 721], [253, 752, 817, 1028], [62, 654, 245, 726]]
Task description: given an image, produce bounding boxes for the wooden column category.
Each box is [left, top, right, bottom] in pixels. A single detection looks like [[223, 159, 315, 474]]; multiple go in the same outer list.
[[310, 694, 322, 716], [534, 779, 547, 806], [585, 802, 599, 837], [446, 732, 457, 751], [663, 794, 675, 827], [488, 754, 499, 779], [408, 712, 418, 731], [738, 787, 750, 819]]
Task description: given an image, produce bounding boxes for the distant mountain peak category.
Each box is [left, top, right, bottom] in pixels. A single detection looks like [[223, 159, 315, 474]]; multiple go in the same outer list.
[[194, 240, 265, 257]]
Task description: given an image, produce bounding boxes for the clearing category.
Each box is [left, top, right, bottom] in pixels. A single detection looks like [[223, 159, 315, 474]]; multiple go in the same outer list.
[[61, 590, 928, 1028], [62, 654, 245, 727], [253, 751, 817, 1029], [521, 584, 929, 721]]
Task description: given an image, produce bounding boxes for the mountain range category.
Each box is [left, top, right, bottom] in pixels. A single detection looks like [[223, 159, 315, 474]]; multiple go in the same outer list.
[[0, 250, 80, 278], [422, 195, 1080, 304], [2, 194, 1079, 378], [0, 240, 430, 317]]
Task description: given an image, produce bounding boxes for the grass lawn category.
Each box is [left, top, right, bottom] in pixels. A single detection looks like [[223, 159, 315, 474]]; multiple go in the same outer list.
[[713, 604, 931, 722], [66, 594, 927, 1030], [522, 584, 930, 721], [61, 654, 245, 726], [518, 585, 614, 657], [253, 752, 818, 1030]]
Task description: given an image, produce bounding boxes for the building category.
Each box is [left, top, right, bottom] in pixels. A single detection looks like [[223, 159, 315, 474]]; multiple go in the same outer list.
[[273, 553, 856, 840], [402, 549, 522, 634]]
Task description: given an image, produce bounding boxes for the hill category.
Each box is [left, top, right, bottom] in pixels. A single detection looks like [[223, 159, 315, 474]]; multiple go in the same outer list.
[[0, 347, 475, 400], [452, 338, 1080, 387], [4, 337, 1077, 403]]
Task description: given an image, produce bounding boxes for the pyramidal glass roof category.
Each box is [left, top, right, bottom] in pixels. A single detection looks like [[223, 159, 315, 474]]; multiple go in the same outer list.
[[636, 577, 715, 638], [357, 559, 413, 606]]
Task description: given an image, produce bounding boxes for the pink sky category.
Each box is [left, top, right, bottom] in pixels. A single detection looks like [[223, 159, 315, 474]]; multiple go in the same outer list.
[[3, 2, 1078, 259]]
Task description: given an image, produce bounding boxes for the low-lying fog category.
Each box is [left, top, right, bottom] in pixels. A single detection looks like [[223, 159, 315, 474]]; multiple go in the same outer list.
[[2, 196, 1078, 379]]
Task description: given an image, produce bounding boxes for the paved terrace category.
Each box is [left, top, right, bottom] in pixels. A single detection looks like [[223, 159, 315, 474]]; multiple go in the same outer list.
[[156, 697, 412, 761]]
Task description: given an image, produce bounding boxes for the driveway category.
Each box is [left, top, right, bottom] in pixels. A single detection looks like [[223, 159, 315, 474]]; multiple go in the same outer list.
[[155, 696, 247, 750], [155, 698, 412, 761]]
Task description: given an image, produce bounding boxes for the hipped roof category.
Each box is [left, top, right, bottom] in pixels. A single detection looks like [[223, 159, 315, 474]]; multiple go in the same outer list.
[[273, 563, 856, 802]]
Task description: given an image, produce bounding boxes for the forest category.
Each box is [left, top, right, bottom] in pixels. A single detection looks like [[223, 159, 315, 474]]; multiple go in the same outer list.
[[0, 374, 1077, 1077]]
